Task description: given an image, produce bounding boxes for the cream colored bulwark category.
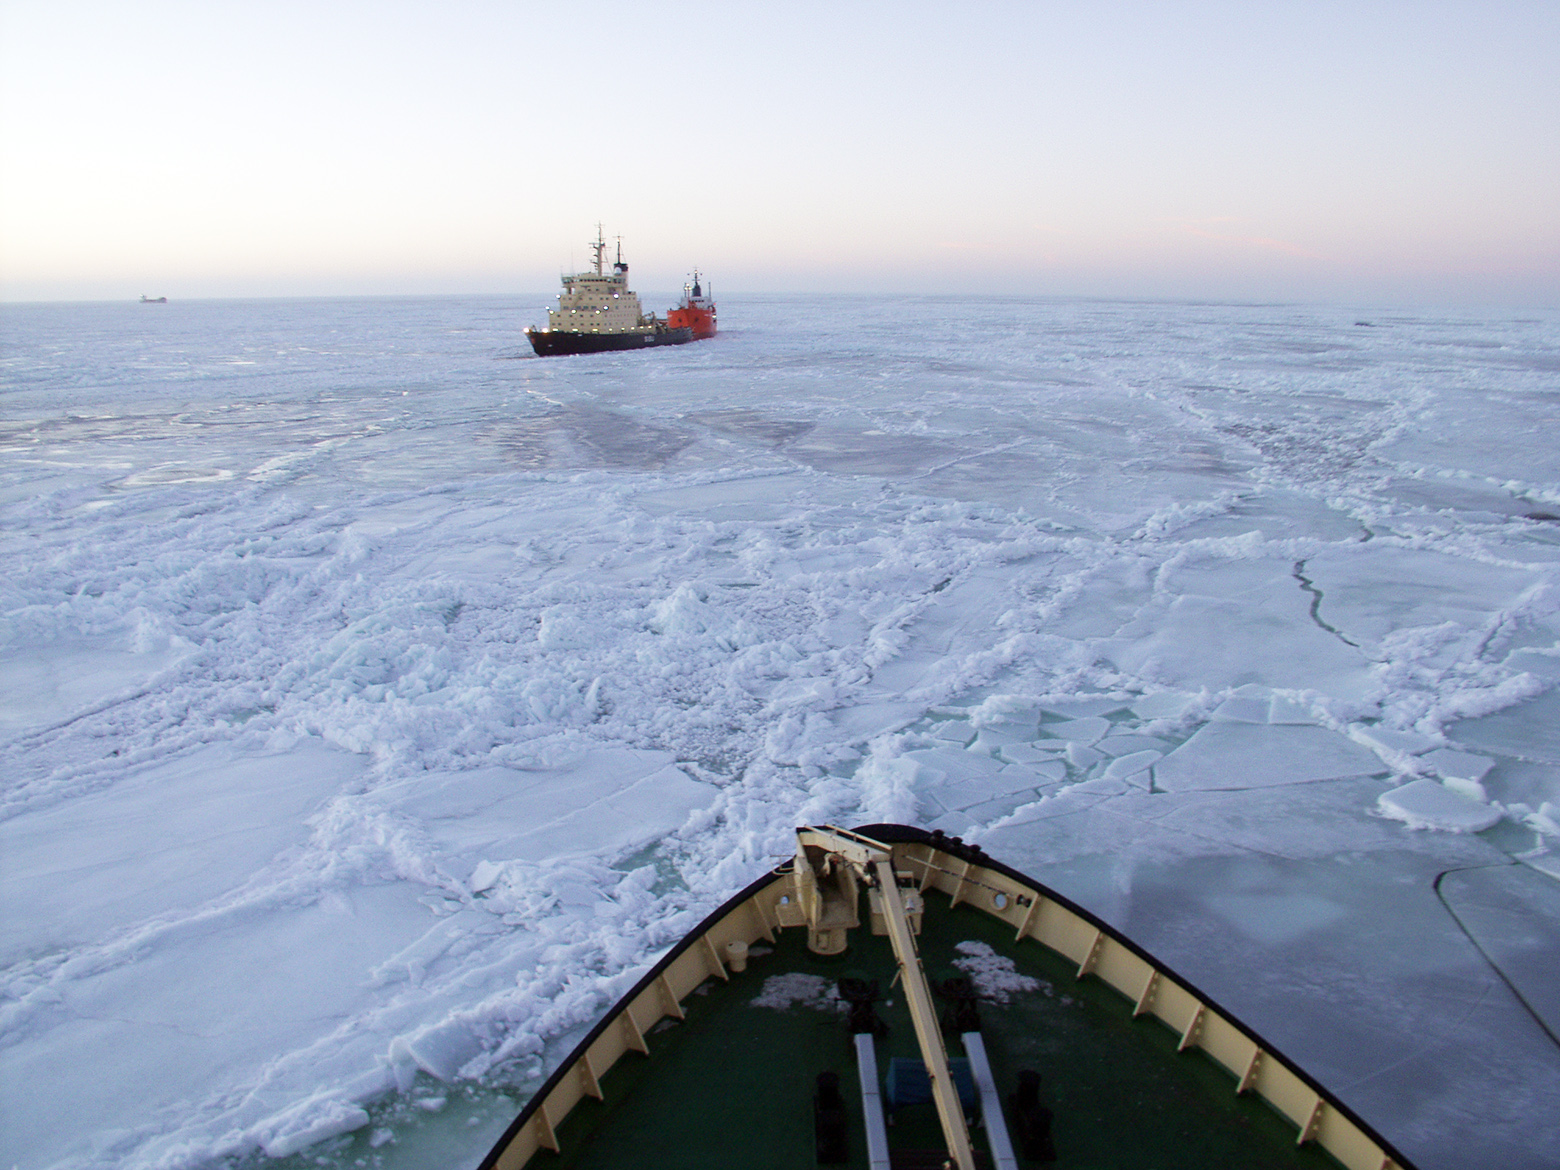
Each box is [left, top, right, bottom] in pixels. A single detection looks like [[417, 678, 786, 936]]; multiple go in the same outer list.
[[488, 831, 1409, 1170]]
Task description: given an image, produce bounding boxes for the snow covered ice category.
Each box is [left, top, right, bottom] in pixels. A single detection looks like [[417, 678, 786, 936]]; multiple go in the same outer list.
[[2, 295, 1558, 1169]]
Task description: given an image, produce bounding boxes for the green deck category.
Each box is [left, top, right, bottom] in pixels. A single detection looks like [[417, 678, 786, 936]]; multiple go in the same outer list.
[[540, 889, 1341, 1169]]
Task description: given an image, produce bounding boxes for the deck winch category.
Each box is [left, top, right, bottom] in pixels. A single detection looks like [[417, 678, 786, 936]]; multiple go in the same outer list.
[[787, 826, 987, 1170]]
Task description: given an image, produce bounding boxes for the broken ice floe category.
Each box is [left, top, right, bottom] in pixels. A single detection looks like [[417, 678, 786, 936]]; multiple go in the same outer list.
[[997, 742, 1068, 766], [1421, 747, 1495, 801], [1045, 716, 1112, 744], [1102, 750, 1162, 783], [1352, 726, 1439, 756], [930, 720, 978, 745], [1211, 696, 1271, 723], [1266, 695, 1318, 725], [1377, 779, 1503, 833], [905, 746, 1054, 817], [1154, 723, 1385, 792], [8, 297, 1560, 1170], [1129, 691, 1201, 721], [1096, 734, 1168, 757], [1065, 742, 1103, 769], [258, 1098, 372, 1159]]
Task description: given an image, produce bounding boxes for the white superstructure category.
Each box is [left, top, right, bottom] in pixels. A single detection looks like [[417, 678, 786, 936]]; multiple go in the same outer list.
[[545, 225, 656, 336]]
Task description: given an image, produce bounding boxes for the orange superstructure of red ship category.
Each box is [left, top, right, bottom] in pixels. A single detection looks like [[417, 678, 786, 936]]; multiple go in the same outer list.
[[665, 271, 717, 340]]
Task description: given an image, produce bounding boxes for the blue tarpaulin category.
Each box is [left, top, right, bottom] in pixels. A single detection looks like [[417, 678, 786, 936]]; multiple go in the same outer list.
[[885, 1057, 978, 1113]]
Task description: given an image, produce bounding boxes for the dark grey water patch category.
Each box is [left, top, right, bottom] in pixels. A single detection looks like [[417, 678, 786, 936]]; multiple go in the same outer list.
[[497, 406, 694, 470], [1277, 390, 1389, 412], [1218, 419, 1375, 478], [784, 429, 972, 477], [1274, 339, 1362, 355], [1376, 476, 1544, 521], [1421, 337, 1508, 350], [1506, 354, 1560, 373], [1181, 382, 1247, 395], [685, 410, 815, 447]]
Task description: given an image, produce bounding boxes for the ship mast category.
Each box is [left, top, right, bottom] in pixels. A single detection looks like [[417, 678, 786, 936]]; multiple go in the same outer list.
[[794, 827, 979, 1170], [590, 223, 606, 275]]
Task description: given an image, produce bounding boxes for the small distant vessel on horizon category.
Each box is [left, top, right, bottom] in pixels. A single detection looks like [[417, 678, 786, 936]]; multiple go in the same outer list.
[[525, 226, 715, 357], [139, 295, 167, 304]]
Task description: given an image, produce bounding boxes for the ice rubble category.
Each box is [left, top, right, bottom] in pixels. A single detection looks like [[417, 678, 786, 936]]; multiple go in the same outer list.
[[1, 296, 1558, 1170], [1377, 777, 1504, 832]]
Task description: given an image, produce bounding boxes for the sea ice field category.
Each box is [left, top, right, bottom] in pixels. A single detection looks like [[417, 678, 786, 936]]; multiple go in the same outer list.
[[2, 294, 1558, 1169]]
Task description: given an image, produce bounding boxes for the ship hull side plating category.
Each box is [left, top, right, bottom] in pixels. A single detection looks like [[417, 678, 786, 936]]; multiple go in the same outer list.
[[525, 326, 694, 357]]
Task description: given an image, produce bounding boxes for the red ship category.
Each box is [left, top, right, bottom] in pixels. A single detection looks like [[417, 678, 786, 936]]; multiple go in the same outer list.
[[666, 270, 717, 340]]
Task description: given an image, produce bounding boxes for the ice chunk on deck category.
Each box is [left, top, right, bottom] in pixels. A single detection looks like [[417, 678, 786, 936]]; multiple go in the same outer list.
[[953, 940, 1039, 1003], [1377, 779, 1502, 832], [752, 973, 841, 1011], [1154, 723, 1385, 792]]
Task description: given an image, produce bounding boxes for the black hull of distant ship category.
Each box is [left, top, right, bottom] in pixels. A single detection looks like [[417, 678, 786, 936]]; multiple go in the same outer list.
[[524, 324, 694, 357]]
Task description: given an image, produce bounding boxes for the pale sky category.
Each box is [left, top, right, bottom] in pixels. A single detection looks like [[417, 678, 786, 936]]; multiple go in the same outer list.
[[2, 1, 1556, 304]]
